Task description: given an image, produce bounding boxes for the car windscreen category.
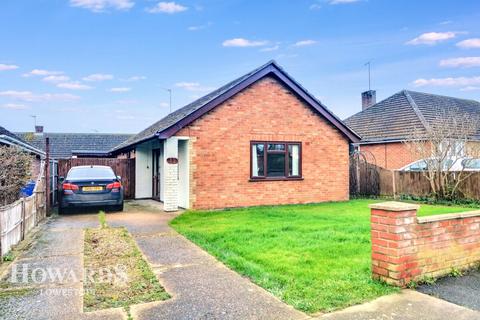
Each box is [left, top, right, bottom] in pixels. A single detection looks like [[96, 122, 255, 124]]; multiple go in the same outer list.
[[67, 167, 115, 180], [462, 159, 480, 169], [408, 160, 427, 171]]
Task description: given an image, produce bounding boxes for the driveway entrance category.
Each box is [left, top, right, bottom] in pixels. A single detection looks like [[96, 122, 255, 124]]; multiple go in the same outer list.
[[0, 201, 306, 320]]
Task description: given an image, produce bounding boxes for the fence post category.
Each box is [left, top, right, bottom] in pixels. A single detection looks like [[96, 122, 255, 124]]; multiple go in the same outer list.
[[45, 137, 51, 216], [20, 198, 26, 240], [392, 170, 397, 199], [33, 190, 38, 226], [0, 210, 2, 258]]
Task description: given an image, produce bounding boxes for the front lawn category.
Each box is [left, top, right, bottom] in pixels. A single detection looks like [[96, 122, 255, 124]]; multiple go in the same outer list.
[[170, 199, 476, 313]]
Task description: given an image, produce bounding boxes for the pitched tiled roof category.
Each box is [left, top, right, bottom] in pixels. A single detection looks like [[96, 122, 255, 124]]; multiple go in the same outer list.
[[112, 60, 360, 152], [1, 126, 18, 139], [0, 126, 44, 156], [344, 90, 480, 143], [15, 132, 133, 159]]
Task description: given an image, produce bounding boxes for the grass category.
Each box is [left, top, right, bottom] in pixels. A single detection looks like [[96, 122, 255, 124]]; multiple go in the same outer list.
[[416, 202, 478, 216], [83, 212, 169, 313], [170, 199, 477, 314]]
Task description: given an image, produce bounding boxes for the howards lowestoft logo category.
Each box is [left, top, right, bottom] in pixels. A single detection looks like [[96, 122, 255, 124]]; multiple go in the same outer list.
[[9, 263, 128, 285]]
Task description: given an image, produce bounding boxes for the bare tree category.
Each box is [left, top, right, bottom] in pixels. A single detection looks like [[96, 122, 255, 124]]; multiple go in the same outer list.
[[0, 146, 33, 206], [404, 107, 480, 200]]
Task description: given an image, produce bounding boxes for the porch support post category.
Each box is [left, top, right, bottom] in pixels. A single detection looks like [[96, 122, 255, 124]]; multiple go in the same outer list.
[[164, 137, 179, 211]]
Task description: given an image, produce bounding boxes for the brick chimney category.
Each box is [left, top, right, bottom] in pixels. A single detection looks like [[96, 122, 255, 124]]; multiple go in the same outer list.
[[361, 90, 376, 110], [35, 125, 44, 135]]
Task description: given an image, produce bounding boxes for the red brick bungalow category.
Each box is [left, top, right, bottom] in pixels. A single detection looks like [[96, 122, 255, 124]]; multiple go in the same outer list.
[[111, 61, 360, 210], [344, 90, 480, 170]]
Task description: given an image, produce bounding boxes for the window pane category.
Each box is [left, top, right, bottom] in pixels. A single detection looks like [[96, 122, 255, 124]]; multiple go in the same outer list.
[[267, 153, 285, 177], [252, 144, 264, 177], [268, 143, 285, 151], [289, 144, 299, 176]]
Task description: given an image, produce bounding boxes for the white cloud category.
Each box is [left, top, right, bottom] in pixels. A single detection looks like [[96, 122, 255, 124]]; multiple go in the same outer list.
[[122, 75, 146, 82], [439, 57, 480, 68], [82, 73, 114, 81], [109, 87, 131, 92], [406, 32, 457, 45], [460, 86, 480, 92], [456, 38, 480, 49], [413, 76, 480, 87], [0, 90, 80, 102], [23, 69, 63, 77], [222, 38, 268, 47], [146, 2, 187, 14], [188, 25, 203, 31], [329, 0, 360, 4], [42, 75, 70, 83], [439, 20, 453, 25], [260, 45, 280, 52], [293, 39, 317, 47], [69, 0, 134, 12], [0, 64, 19, 71], [175, 82, 215, 92], [116, 114, 135, 120], [159, 102, 169, 108], [309, 3, 321, 10], [57, 82, 93, 90], [188, 22, 212, 31], [1, 103, 28, 110], [115, 99, 139, 104]]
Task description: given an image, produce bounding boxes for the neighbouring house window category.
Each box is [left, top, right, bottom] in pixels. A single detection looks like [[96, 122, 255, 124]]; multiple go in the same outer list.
[[251, 142, 302, 179]]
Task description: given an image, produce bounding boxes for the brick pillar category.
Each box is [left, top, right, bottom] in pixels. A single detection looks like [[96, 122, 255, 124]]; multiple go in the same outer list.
[[369, 202, 420, 287], [163, 137, 179, 212]]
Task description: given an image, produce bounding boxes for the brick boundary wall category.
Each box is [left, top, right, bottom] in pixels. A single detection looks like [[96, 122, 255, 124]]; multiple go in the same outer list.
[[370, 201, 480, 286]]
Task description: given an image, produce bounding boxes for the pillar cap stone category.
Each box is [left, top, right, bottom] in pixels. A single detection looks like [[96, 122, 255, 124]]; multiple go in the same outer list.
[[369, 201, 419, 212]]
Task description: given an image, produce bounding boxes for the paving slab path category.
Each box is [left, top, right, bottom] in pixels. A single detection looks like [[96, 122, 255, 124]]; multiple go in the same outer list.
[[317, 290, 480, 320], [1, 200, 479, 320], [417, 269, 480, 312]]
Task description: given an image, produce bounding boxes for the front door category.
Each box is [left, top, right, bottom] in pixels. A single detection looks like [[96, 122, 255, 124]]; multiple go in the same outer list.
[[152, 149, 161, 200]]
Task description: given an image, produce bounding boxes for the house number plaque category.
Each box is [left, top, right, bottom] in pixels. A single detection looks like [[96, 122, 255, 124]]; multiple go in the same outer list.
[[167, 157, 178, 164]]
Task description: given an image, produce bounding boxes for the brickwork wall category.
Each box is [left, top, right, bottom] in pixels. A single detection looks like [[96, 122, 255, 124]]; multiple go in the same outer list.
[[370, 202, 480, 286], [360, 142, 418, 170], [175, 76, 350, 209]]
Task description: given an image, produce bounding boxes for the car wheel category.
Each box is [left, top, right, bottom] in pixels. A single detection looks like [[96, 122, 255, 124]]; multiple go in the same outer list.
[[112, 203, 124, 212]]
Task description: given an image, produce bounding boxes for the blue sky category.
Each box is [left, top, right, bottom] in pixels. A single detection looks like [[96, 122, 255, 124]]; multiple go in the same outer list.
[[1, 0, 480, 133]]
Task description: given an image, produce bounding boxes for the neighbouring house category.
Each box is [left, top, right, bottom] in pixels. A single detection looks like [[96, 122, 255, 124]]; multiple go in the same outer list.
[[111, 61, 360, 211], [16, 126, 132, 159], [0, 125, 45, 178], [344, 90, 480, 170]]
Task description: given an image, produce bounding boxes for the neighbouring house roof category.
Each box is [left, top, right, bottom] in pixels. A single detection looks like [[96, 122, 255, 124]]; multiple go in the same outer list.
[[344, 90, 480, 144], [15, 132, 133, 159], [111, 60, 360, 153], [0, 126, 45, 156]]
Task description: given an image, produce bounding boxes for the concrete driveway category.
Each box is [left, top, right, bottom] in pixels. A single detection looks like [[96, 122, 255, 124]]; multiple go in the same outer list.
[[0, 201, 306, 320], [1, 200, 479, 320]]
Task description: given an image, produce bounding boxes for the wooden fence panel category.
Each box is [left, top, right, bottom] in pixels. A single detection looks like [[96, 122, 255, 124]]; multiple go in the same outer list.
[[353, 163, 480, 201], [395, 171, 432, 197], [0, 199, 23, 257], [24, 196, 36, 233], [0, 165, 47, 258], [378, 167, 394, 196], [58, 158, 135, 199], [458, 173, 480, 199]]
